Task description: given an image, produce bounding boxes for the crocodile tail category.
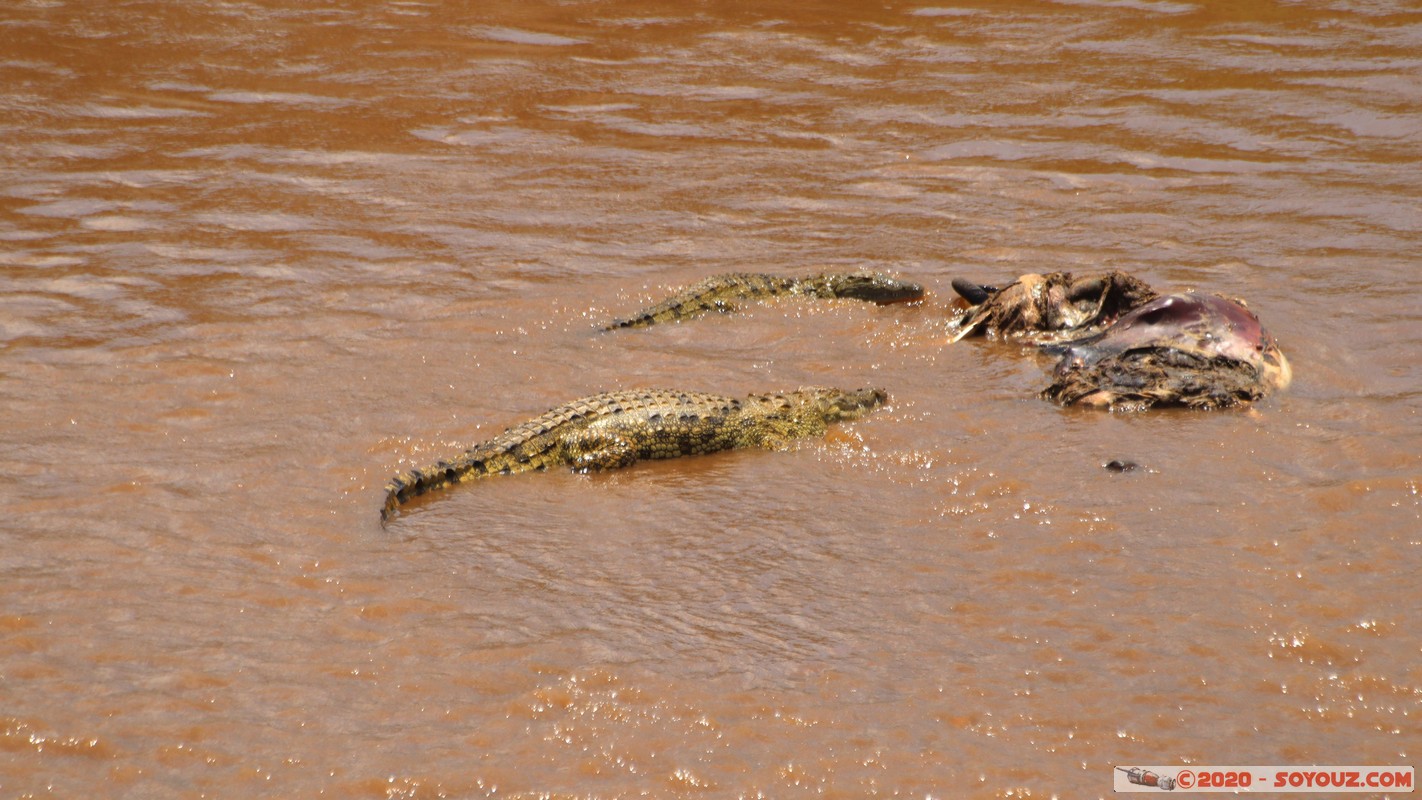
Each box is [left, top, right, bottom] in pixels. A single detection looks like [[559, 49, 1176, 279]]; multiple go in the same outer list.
[[380, 470, 421, 524], [380, 454, 489, 524], [603, 273, 793, 329]]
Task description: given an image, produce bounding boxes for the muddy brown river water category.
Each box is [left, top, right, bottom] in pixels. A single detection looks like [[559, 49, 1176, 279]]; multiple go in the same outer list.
[[2, 1, 1420, 797]]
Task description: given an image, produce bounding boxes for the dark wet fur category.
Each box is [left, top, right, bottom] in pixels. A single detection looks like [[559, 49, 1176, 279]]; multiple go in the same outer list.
[[953, 276, 1288, 411], [951, 271, 1158, 342], [1044, 347, 1268, 410]]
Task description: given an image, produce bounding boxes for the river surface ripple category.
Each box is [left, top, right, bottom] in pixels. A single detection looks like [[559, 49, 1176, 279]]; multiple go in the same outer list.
[[1, 1, 1419, 797]]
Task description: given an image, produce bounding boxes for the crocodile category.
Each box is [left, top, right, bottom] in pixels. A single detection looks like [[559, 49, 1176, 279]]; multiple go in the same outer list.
[[603, 271, 924, 330], [381, 386, 888, 522]]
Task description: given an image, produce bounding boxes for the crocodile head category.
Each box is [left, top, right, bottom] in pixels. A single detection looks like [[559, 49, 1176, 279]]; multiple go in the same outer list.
[[1043, 292, 1291, 409], [949, 271, 1158, 343], [745, 386, 888, 421], [802, 386, 889, 420], [816, 272, 926, 304]]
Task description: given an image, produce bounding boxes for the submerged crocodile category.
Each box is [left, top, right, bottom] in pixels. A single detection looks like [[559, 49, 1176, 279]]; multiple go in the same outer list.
[[381, 386, 887, 522], [603, 271, 924, 329]]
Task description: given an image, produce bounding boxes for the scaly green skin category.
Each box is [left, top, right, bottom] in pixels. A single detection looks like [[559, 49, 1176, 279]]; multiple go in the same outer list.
[[381, 386, 887, 522], [603, 272, 924, 330]]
